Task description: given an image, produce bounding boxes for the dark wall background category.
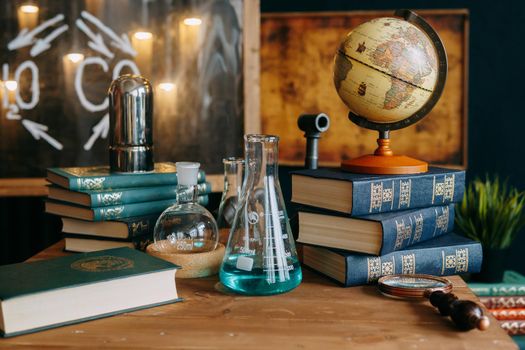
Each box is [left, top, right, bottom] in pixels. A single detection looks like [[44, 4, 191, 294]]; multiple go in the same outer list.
[[2, 1, 525, 273]]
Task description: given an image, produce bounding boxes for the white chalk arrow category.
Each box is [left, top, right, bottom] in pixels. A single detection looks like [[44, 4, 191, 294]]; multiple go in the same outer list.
[[81, 11, 137, 57], [30, 24, 69, 57], [8, 14, 65, 51], [22, 119, 63, 150], [76, 19, 114, 59], [84, 113, 109, 151]]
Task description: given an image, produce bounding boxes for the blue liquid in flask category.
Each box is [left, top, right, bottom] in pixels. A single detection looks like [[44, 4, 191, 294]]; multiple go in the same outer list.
[[220, 254, 302, 295]]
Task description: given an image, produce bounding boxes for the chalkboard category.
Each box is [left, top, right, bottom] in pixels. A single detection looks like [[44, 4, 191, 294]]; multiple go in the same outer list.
[[0, 0, 260, 194]]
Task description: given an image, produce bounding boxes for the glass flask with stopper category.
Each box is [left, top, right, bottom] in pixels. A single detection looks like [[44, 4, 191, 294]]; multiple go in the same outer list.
[[153, 162, 218, 254], [219, 135, 302, 295], [217, 157, 244, 244]]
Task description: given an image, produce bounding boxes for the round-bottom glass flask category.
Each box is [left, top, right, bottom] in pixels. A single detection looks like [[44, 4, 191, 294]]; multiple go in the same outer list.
[[219, 135, 302, 295], [154, 162, 218, 254]]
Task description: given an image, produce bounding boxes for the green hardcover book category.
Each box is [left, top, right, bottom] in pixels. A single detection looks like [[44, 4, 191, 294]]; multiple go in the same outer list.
[[47, 162, 206, 191], [64, 233, 153, 253], [61, 214, 161, 239], [48, 182, 212, 207], [45, 195, 209, 221], [469, 271, 525, 296], [0, 247, 180, 337]]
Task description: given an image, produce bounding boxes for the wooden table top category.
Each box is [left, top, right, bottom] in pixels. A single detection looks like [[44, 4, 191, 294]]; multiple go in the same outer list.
[[0, 241, 517, 349]]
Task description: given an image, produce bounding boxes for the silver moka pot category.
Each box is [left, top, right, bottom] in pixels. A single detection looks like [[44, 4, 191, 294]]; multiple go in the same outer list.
[[108, 74, 154, 173]]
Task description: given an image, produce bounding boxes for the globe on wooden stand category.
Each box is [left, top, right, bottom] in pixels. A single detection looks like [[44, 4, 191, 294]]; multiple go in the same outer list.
[[333, 9, 448, 174]]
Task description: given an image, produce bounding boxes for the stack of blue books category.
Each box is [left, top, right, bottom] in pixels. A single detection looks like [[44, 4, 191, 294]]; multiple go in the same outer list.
[[45, 162, 211, 252], [291, 167, 482, 286]]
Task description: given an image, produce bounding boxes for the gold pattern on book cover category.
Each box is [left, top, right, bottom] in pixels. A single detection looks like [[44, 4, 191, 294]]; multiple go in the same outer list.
[[381, 259, 395, 275], [131, 220, 150, 236], [99, 206, 125, 220], [413, 214, 424, 242], [398, 179, 412, 209], [367, 257, 382, 282], [433, 206, 450, 237], [97, 192, 123, 206], [369, 181, 395, 212], [71, 255, 134, 272], [442, 248, 469, 273], [432, 175, 455, 204], [401, 254, 416, 274], [394, 219, 413, 249], [77, 177, 105, 190]]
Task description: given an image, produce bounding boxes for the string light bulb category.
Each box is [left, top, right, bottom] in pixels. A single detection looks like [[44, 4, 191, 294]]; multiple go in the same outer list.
[[66, 53, 84, 63], [158, 82, 175, 92], [134, 31, 153, 40], [20, 4, 39, 14], [183, 17, 202, 26], [5, 80, 18, 92]]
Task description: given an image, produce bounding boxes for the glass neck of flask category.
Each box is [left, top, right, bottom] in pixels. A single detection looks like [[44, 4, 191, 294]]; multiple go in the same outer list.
[[245, 135, 279, 179], [177, 184, 198, 204], [222, 157, 244, 197]]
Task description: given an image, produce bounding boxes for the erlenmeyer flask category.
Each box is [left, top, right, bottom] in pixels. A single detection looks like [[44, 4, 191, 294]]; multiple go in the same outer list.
[[220, 134, 302, 295], [217, 157, 244, 245]]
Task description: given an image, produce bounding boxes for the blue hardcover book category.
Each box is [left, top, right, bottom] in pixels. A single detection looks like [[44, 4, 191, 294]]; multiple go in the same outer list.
[[47, 162, 206, 191], [0, 247, 180, 337], [298, 204, 454, 255], [48, 182, 212, 207], [291, 167, 465, 216], [45, 195, 209, 221], [302, 233, 482, 287]]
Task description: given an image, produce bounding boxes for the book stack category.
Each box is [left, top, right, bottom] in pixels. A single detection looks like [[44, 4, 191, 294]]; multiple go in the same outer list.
[[470, 271, 525, 340], [291, 167, 482, 286], [45, 162, 211, 253]]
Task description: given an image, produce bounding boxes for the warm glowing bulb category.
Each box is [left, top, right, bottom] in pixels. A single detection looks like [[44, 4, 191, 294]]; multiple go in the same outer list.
[[5, 80, 18, 92], [66, 53, 84, 63], [183, 17, 202, 26], [20, 5, 39, 14], [158, 82, 175, 92], [134, 31, 153, 40]]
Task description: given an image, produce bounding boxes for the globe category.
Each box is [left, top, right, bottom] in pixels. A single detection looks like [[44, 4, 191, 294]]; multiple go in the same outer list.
[[333, 16, 439, 125]]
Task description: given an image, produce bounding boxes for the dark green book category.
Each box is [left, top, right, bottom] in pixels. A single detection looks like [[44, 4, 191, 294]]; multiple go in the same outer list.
[[48, 182, 212, 207], [469, 271, 525, 296], [45, 195, 209, 221], [61, 214, 161, 239], [64, 233, 153, 253], [47, 162, 206, 191], [0, 247, 180, 337]]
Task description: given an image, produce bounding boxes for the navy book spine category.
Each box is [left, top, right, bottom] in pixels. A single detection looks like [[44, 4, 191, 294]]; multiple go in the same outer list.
[[379, 204, 455, 254], [351, 171, 465, 216], [343, 237, 482, 286]]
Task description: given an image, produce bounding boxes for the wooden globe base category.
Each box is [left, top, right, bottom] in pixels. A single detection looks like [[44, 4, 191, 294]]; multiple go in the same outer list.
[[341, 137, 428, 175], [146, 242, 225, 279]]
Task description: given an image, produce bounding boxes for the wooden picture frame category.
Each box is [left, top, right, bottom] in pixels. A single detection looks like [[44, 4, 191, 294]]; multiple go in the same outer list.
[[261, 9, 469, 170], [0, 0, 260, 196]]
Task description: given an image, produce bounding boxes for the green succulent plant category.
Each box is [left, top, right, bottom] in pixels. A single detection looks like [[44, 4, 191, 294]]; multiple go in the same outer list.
[[455, 176, 525, 249]]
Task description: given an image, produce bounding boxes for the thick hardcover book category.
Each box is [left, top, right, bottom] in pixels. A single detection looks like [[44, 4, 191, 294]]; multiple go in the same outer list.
[[500, 320, 525, 335], [479, 296, 525, 309], [291, 167, 465, 216], [64, 233, 153, 253], [298, 204, 454, 255], [47, 162, 206, 191], [469, 283, 525, 297], [62, 214, 160, 239], [48, 182, 212, 207], [302, 233, 482, 287], [0, 247, 180, 337], [46, 195, 209, 221], [490, 308, 525, 321]]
